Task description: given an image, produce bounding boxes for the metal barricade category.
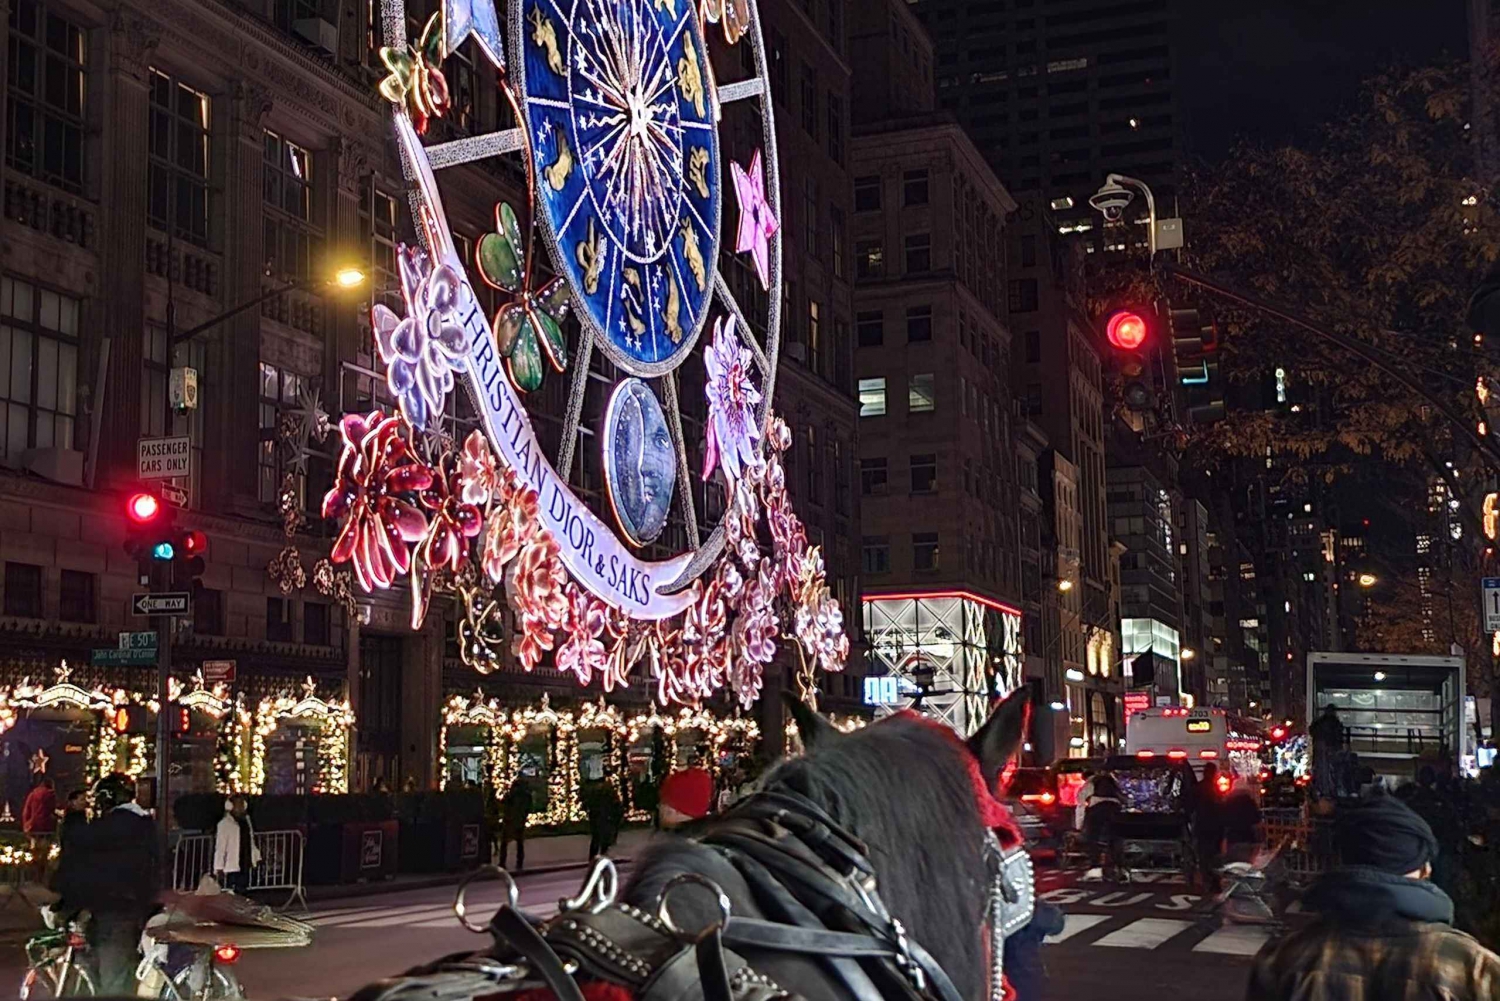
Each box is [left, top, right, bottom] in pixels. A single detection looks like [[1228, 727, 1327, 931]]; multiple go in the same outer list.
[[1262, 807, 1336, 887], [172, 829, 307, 910]]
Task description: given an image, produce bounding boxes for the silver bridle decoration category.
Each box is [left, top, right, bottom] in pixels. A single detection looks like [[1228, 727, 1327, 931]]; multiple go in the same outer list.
[[984, 831, 1036, 1001]]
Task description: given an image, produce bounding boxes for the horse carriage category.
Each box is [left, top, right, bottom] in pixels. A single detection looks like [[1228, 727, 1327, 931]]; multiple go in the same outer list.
[[1099, 754, 1199, 881]]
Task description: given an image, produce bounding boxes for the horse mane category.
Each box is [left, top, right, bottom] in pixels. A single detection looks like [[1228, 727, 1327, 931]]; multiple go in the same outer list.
[[625, 714, 1004, 1001]]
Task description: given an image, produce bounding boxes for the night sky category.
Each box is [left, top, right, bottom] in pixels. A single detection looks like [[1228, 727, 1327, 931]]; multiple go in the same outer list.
[[1177, 0, 1470, 160]]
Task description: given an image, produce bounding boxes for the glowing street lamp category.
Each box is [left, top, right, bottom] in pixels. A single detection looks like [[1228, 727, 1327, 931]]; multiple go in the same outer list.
[[1357, 573, 1378, 588], [333, 266, 368, 289]]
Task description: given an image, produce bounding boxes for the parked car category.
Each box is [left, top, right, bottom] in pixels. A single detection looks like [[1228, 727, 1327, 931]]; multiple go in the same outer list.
[[1004, 767, 1064, 848]]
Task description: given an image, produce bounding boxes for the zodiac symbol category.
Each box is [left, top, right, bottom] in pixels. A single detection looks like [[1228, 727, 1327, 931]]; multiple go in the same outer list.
[[654, 0, 677, 13], [677, 37, 705, 118], [529, 7, 563, 76], [679, 219, 706, 291], [546, 131, 573, 190], [576, 219, 604, 295], [687, 147, 710, 198], [664, 269, 683, 343], [622, 268, 647, 338]]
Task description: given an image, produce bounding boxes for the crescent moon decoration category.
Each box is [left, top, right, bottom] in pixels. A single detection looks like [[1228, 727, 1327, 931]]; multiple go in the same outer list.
[[324, 0, 849, 707]]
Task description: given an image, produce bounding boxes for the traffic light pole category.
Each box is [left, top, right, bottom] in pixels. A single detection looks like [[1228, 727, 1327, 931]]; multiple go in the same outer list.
[[152, 560, 174, 882]]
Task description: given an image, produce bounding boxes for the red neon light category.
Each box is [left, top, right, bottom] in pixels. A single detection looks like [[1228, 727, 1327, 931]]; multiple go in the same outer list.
[[1021, 792, 1056, 806], [1166, 749, 1188, 759], [1135, 751, 1155, 759], [1199, 749, 1219, 758], [1225, 739, 1262, 752], [1215, 774, 1233, 795], [862, 589, 1023, 618]]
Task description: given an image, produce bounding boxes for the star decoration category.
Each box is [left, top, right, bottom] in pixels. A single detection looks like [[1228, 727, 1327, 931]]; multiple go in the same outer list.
[[29, 748, 48, 775], [442, 0, 505, 70], [732, 150, 778, 289]]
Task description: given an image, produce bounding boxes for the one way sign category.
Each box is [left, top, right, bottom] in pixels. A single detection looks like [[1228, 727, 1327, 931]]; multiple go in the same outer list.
[[132, 592, 190, 616]]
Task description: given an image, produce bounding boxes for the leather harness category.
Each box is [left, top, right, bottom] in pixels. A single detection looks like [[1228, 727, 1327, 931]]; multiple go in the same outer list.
[[348, 789, 1035, 1001]]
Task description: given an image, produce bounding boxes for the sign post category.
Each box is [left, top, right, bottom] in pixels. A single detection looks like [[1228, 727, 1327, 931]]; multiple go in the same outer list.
[[1484, 578, 1500, 633]]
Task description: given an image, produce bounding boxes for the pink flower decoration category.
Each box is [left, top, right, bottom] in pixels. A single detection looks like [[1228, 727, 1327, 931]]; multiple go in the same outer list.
[[703, 317, 762, 483], [458, 430, 500, 506], [322, 412, 434, 593]]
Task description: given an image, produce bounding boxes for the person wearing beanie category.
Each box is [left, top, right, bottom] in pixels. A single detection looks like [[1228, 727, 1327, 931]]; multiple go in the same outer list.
[[657, 766, 713, 828], [1247, 789, 1500, 1001]]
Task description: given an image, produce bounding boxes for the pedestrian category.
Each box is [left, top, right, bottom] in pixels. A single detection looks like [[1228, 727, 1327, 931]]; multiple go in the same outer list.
[[1004, 900, 1065, 1001], [213, 794, 261, 893], [1080, 770, 1122, 876], [657, 766, 713, 829], [1193, 762, 1225, 893], [1309, 704, 1344, 802], [499, 774, 534, 871], [370, 775, 391, 795], [21, 776, 57, 884], [1247, 789, 1500, 1001], [581, 779, 623, 859], [57, 788, 88, 856], [52, 772, 160, 997]]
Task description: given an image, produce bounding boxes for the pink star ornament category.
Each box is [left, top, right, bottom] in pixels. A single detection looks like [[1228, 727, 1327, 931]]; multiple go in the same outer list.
[[732, 150, 779, 289]]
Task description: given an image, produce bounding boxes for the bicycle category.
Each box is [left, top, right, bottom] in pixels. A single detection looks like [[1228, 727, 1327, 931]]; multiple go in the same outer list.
[[18, 922, 94, 999], [18, 915, 245, 1000]]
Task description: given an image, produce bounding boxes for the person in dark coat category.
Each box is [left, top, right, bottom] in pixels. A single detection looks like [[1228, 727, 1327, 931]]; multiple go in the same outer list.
[[498, 775, 535, 871], [53, 772, 160, 997], [1309, 705, 1345, 801], [1247, 791, 1500, 1001], [56, 788, 88, 855], [1005, 901, 1066, 1001], [581, 779, 624, 859], [1193, 762, 1225, 892]]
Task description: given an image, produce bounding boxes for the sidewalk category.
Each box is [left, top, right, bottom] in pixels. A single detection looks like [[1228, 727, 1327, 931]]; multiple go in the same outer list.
[[303, 856, 616, 902]]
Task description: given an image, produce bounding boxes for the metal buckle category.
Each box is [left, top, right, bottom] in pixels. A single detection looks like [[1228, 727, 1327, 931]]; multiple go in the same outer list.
[[454, 865, 520, 934], [561, 857, 619, 915], [654, 873, 733, 941]]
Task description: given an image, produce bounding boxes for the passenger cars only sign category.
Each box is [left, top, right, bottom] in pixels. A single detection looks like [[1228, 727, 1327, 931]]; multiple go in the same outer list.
[[137, 436, 191, 480]]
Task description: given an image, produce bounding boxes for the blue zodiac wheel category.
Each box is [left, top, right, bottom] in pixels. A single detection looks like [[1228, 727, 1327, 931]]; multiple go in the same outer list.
[[513, 0, 722, 377]]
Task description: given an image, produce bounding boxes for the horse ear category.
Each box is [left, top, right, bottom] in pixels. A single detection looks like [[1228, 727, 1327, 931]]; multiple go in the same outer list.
[[967, 688, 1031, 788], [782, 692, 839, 750]]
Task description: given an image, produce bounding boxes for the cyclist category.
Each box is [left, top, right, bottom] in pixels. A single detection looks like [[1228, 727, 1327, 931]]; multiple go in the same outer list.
[[53, 772, 160, 995]]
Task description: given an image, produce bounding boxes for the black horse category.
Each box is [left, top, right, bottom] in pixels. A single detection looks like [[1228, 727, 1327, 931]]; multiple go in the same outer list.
[[621, 690, 1031, 1001]]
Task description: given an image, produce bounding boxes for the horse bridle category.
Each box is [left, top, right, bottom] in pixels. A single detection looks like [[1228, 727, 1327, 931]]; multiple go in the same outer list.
[[348, 788, 1035, 1001]]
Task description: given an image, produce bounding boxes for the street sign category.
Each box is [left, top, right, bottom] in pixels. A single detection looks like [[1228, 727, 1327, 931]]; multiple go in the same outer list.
[[93, 647, 157, 666], [132, 592, 190, 616], [159, 482, 189, 507], [118, 631, 157, 650], [137, 436, 191, 480], [1485, 578, 1500, 632], [202, 659, 236, 684]]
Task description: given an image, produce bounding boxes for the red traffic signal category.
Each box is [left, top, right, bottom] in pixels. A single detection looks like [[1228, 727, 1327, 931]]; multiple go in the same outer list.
[[127, 492, 163, 523], [176, 706, 191, 734], [178, 530, 208, 556], [1106, 310, 1149, 351]]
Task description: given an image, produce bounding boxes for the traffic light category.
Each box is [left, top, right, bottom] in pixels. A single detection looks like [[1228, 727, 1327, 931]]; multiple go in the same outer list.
[[1168, 306, 1225, 425], [124, 491, 176, 561], [1102, 307, 1156, 412], [175, 529, 209, 589], [112, 704, 152, 734], [176, 705, 191, 734]]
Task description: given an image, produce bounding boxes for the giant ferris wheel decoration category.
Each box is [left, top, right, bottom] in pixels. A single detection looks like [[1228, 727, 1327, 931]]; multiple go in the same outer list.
[[321, 0, 847, 706]]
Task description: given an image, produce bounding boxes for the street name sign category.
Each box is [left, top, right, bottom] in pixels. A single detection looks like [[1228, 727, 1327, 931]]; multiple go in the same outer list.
[[137, 436, 191, 480], [132, 592, 190, 616], [1485, 578, 1500, 632], [118, 631, 157, 650], [93, 648, 156, 666], [202, 660, 236, 684]]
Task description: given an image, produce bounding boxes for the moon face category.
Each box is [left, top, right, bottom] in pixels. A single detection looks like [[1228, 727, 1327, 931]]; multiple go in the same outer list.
[[603, 378, 676, 546]]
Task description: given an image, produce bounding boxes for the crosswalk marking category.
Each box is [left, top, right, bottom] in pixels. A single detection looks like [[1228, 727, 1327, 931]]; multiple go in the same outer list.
[[312, 903, 466, 927], [1092, 918, 1195, 949], [1193, 924, 1273, 956], [1047, 914, 1111, 943]]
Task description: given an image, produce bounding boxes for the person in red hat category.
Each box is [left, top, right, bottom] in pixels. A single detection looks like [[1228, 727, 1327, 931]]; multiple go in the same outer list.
[[657, 766, 713, 828]]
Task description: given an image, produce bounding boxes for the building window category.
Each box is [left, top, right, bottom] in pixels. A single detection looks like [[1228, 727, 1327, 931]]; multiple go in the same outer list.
[[259, 363, 308, 505], [833, 439, 850, 516], [903, 169, 930, 206], [3, 562, 42, 618], [1025, 330, 1041, 363], [830, 206, 845, 279], [0, 275, 80, 463], [854, 175, 881, 212], [59, 569, 94, 623], [447, 42, 477, 131], [360, 180, 401, 309], [834, 316, 851, 390], [855, 240, 884, 279], [862, 536, 890, 574], [904, 233, 932, 273], [911, 453, 937, 493], [861, 457, 888, 495], [263, 130, 315, 279], [913, 532, 940, 571], [194, 587, 225, 636], [908, 373, 936, 413], [906, 305, 932, 342], [804, 426, 821, 504], [768, 27, 788, 103], [808, 299, 822, 374], [267, 597, 294, 643], [804, 176, 820, 257], [801, 63, 818, 137], [147, 70, 212, 245], [305, 601, 331, 646], [275, 0, 321, 30], [857, 310, 883, 347], [858, 377, 886, 417], [827, 94, 843, 164], [1008, 278, 1039, 313], [1020, 234, 1038, 267], [5, 0, 87, 194]]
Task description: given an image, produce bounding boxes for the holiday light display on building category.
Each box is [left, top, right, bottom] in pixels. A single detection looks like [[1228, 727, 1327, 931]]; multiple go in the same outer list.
[[327, 0, 848, 708], [438, 692, 758, 827]]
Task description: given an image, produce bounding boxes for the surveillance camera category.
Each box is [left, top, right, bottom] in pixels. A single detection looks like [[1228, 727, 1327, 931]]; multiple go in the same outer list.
[[1089, 184, 1134, 222]]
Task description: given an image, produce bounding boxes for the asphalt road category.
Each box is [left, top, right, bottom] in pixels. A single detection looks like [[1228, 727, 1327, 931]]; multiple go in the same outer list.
[[0, 863, 1285, 1000]]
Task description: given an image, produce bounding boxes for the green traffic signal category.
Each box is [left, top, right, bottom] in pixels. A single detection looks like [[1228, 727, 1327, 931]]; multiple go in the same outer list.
[[150, 541, 175, 560]]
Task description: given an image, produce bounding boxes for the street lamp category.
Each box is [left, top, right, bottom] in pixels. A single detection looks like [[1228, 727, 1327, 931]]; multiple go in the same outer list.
[[169, 263, 368, 347], [1357, 573, 1378, 588], [1057, 578, 1074, 593], [1181, 647, 1196, 661], [333, 266, 367, 289]]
